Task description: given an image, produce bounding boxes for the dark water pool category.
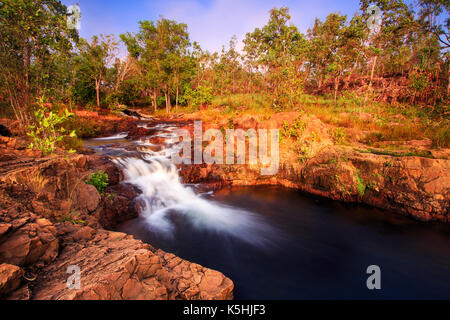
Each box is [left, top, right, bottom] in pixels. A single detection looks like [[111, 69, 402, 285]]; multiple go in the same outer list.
[[118, 186, 450, 300]]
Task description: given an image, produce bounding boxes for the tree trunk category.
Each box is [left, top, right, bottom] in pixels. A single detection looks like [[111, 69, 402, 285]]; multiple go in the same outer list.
[[95, 78, 100, 108], [165, 92, 171, 113], [176, 85, 179, 112], [153, 90, 157, 113], [334, 75, 339, 105], [365, 55, 378, 105]]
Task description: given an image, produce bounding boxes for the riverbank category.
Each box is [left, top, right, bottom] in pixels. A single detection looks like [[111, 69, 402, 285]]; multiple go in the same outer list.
[[0, 117, 234, 300], [0, 109, 448, 300], [171, 110, 449, 222]]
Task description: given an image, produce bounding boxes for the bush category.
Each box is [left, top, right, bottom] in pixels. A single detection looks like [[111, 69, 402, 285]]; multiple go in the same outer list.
[[27, 97, 77, 155], [183, 85, 213, 107], [85, 171, 109, 194], [330, 127, 347, 144]]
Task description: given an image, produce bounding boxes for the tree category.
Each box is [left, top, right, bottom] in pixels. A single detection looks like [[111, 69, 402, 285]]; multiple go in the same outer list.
[[244, 7, 307, 108], [0, 0, 77, 123], [121, 18, 191, 113], [307, 13, 348, 101], [75, 35, 118, 108]]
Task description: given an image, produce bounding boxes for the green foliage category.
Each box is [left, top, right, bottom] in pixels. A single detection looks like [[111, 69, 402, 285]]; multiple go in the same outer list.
[[355, 172, 366, 197], [409, 71, 429, 91], [298, 142, 312, 163], [0, 0, 78, 123], [85, 171, 109, 194], [330, 127, 347, 144], [27, 97, 76, 155], [64, 116, 101, 139], [60, 211, 86, 225], [280, 117, 307, 140], [183, 85, 213, 106]]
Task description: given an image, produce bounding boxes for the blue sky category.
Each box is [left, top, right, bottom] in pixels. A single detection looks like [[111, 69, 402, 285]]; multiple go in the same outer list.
[[61, 0, 446, 54]]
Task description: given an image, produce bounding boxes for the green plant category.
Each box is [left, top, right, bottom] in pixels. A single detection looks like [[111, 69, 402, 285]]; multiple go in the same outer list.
[[85, 171, 109, 194], [297, 142, 312, 163], [330, 127, 347, 144], [183, 85, 213, 106], [60, 211, 86, 225], [280, 117, 306, 140], [27, 97, 77, 155], [355, 172, 366, 197]]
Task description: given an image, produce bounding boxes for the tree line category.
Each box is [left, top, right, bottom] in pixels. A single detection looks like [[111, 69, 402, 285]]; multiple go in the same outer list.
[[0, 0, 448, 124]]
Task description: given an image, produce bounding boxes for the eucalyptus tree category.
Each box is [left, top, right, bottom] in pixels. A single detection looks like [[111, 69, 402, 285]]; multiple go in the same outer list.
[[121, 18, 191, 113], [244, 7, 307, 108], [0, 0, 78, 123], [75, 35, 118, 108]]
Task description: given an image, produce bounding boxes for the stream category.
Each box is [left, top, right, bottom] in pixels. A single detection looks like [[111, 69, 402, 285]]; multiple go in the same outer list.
[[84, 121, 450, 300]]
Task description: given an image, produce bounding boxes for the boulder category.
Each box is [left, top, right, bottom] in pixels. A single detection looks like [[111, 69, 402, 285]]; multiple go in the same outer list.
[[99, 183, 141, 229], [74, 183, 101, 215], [0, 211, 59, 267], [0, 264, 23, 296], [32, 229, 234, 300]]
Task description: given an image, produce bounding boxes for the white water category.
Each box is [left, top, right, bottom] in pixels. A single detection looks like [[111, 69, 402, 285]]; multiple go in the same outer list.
[[93, 132, 129, 140], [112, 124, 275, 246]]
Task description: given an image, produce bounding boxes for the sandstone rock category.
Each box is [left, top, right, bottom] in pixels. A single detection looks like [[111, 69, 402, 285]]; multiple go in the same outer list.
[[0, 213, 58, 267], [75, 183, 101, 215], [6, 284, 31, 300], [72, 227, 96, 241], [99, 183, 140, 229], [32, 230, 234, 300], [0, 264, 23, 296], [0, 223, 11, 240]]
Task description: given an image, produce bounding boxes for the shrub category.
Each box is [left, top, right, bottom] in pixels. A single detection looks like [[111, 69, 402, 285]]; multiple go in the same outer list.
[[27, 97, 77, 155], [183, 85, 213, 107], [355, 172, 366, 196], [330, 127, 347, 144], [85, 171, 109, 194]]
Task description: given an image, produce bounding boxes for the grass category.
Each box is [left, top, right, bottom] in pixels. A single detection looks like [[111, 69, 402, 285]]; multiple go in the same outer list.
[[115, 91, 449, 149], [355, 172, 366, 197], [355, 147, 434, 159]]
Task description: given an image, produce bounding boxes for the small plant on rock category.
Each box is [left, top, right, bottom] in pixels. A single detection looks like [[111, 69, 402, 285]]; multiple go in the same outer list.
[[330, 127, 347, 144], [27, 97, 77, 155], [85, 171, 109, 194]]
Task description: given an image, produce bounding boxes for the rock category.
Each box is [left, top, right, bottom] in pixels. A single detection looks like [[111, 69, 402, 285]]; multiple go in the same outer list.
[[6, 284, 31, 300], [99, 183, 141, 229], [0, 223, 11, 240], [0, 264, 23, 296], [75, 183, 101, 215], [72, 227, 96, 241], [32, 229, 234, 300], [0, 213, 59, 267]]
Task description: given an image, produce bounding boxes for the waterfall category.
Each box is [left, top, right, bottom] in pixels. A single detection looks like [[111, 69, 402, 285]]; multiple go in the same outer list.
[[112, 124, 274, 246]]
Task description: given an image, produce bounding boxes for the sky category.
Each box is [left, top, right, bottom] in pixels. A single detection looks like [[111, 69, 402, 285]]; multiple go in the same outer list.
[[61, 0, 447, 55]]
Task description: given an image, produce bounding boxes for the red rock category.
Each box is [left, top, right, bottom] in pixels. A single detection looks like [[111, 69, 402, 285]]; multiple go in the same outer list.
[[0, 264, 23, 296], [75, 183, 101, 215]]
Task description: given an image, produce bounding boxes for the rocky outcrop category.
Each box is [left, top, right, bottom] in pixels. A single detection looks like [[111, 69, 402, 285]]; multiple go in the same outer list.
[[0, 206, 58, 267], [0, 150, 234, 300], [180, 146, 449, 222], [0, 154, 119, 223], [99, 183, 141, 230], [0, 264, 24, 297], [32, 226, 233, 300]]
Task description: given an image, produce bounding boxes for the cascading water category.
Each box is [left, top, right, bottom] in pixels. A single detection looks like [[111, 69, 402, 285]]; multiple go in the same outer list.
[[85, 121, 450, 299], [112, 124, 275, 247]]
